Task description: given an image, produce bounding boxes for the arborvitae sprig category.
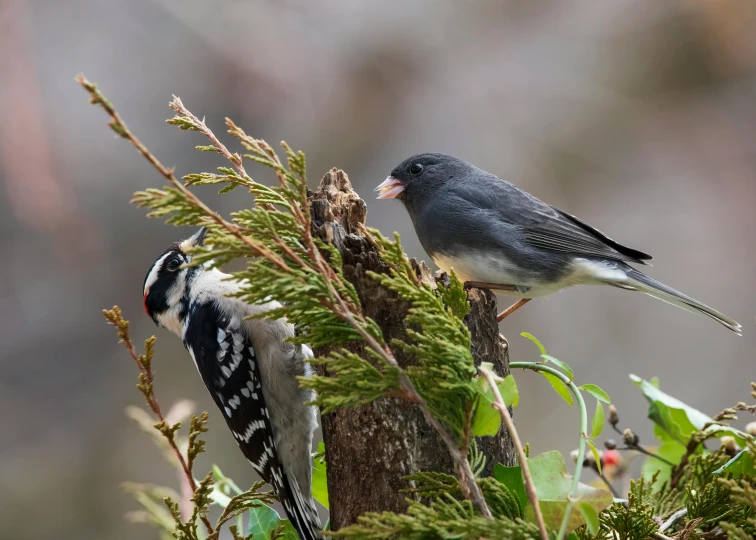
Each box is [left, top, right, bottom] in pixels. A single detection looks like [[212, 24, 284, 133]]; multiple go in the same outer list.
[[718, 477, 756, 538], [331, 495, 540, 540], [367, 233, 478, 439], [187, 412, 209, 473], [210, 481, 278, 537], [599, 502, 658, 540]]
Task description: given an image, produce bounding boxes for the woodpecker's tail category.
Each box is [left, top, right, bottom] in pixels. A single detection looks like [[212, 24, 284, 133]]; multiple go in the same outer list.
[[621, 267, 741, 335], [277, 474, 322, 540]]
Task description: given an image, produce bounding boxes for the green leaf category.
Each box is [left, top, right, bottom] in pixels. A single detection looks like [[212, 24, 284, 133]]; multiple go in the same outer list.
[[541, 354, 574, 382], [542, 372, 573, 406], [500, 374, 519, 408], [579, 502, 600, 536], [524, 451, 613, 532], [586, 439, 602, 475], [640, 425, 687, 487], [472, 367, 519, 437], [493, 463, 528, 513], [473, 375, 501, 437], [312, 440, 329, 509], [630, 375, 743, 446], [579, 384, 611, 404], [247, 504, 283, 539], [521, 332, 547, 355], [714, 448, 756, 478], [590, 400, 605, 439]]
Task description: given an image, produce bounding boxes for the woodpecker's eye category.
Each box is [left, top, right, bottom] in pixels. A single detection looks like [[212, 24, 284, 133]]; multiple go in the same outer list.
[[410, 163, 424, 175], [166, 257, 182, 271]]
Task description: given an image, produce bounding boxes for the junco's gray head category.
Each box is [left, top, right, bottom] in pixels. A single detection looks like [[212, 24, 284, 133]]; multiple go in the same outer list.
[[375, 153, 475, 202]]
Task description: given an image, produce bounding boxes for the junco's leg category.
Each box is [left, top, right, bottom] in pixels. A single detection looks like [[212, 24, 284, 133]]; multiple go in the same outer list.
[[496, 298, 531, 322]]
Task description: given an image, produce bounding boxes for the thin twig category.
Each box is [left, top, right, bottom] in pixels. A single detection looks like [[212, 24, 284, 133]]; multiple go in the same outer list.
[[80, 75, 492, 520], [610, 425, 676, 467], [102, 307, 214, 535], [480, 366, 547, 540], [659, 507, 687, 533], [596, 472, 620, 499]]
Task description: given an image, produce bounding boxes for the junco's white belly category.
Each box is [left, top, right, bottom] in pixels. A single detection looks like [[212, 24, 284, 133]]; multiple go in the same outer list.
[[432, 253, 628, 298]]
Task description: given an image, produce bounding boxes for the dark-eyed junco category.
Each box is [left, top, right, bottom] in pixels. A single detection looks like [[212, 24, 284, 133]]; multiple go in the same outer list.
[[375, 153, 741, 334]]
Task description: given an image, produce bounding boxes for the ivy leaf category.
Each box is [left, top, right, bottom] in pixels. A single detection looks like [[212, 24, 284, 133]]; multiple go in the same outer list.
[[542, 373, 573, 406], [579, 502, 600, 536], [579, 384, 611, 404], [524, 451, 612, 532], [312, 440, 329, 509], [586, 439, 602, 475], [521, 332, 547, 355], [541, 354, 574, 382], [493, 463, 528, 513], [247, 504, 284, 539], [590, 400, 605, 439]]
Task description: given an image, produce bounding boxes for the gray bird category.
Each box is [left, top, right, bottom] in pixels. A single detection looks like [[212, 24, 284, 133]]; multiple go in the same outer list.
[[375, 153, 741, 334]]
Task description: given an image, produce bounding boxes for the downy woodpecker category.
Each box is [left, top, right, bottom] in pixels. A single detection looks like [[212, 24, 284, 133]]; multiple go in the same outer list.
[[143, 227, 322, 540]]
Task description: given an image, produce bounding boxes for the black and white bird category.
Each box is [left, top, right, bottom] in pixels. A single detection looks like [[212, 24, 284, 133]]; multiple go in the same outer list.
[[376, 153, 741, 334], [143, 227, 322, 540]]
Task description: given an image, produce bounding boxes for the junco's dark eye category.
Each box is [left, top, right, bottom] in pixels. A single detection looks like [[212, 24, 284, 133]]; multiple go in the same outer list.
[[166, 257, 182, 271], [410, 163, 424, 175]]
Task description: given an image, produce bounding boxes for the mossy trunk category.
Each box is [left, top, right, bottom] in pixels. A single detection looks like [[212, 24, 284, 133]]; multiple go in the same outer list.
[[309, 169, 517, 531]]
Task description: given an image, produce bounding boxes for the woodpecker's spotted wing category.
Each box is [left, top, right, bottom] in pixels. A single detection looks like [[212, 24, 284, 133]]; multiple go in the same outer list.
[[183, 302, 321, 540]]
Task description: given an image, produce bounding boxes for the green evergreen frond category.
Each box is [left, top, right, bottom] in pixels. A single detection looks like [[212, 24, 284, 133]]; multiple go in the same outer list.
[[403, 472, 460, 498], [403, 469, 521, 521], [686, 478, 735, 529], [477, 477, 522, 520], [131, 187, 206, 226], [330, 496, 541, 539], [718, 477, 756, 537], [599, 502, 658, 540], [298, 349, 402, 413], [213, 481, 278, 531], [468, 439, 487, 478], [369, 268, 477, 439]]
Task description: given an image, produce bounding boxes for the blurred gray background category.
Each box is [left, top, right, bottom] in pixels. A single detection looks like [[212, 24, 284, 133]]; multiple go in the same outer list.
[[1, 0, 754, 538]]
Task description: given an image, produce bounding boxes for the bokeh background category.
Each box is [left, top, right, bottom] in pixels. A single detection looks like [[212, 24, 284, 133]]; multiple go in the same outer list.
[[1, 0, 755, 538]]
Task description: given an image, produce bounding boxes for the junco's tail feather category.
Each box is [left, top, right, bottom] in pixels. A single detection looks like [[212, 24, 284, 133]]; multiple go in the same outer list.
[[622, 267, 741, 335]]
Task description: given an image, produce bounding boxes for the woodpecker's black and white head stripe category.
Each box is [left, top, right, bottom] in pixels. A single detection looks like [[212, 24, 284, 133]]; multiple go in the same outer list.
[[143, 228, 322, 540]]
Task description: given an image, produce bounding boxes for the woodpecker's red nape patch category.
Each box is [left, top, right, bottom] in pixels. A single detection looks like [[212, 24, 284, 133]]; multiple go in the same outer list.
[[143, 291, 149, 315]]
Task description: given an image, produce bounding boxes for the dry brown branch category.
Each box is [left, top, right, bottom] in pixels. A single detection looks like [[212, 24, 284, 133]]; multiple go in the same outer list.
[[102, 306, 214, 535]]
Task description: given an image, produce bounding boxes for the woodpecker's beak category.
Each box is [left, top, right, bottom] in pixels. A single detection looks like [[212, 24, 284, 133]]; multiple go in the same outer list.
[[180, 227, 208, 251], [375, 176, 405, 199]]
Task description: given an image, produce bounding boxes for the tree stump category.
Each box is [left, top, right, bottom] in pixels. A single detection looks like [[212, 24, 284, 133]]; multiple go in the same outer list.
[[309, 168, 517, 530]]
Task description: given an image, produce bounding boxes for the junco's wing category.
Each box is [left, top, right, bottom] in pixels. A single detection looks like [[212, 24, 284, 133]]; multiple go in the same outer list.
[[448, 174, 652, 265]]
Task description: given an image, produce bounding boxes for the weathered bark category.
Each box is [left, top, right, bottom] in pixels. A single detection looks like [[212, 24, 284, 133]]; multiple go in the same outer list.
[[309, 169, 517, 531]]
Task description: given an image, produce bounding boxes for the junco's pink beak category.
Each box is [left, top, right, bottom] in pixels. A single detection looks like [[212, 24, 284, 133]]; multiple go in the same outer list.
[[375, 176, 405, 199]]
